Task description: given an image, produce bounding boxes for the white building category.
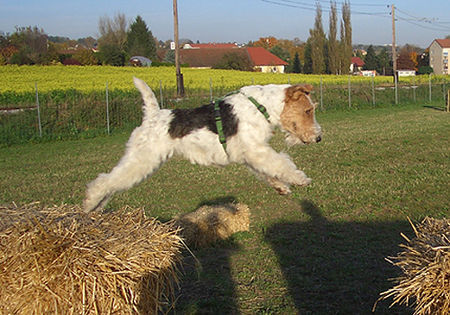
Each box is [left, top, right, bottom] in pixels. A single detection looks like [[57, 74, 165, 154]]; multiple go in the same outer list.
[[429, 39, 450, 75]]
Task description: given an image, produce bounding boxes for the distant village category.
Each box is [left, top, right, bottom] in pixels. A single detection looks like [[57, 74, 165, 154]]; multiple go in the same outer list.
[[1, 15, 449, 77]]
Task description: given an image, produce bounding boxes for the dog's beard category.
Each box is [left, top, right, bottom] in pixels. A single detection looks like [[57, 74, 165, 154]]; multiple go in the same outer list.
[[285, 133, 305, 146]]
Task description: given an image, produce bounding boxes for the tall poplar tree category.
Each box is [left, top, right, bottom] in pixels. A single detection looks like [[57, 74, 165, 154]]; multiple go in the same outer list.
[[309, 3, 326, 74], [339, 1, 352, 74], [328, 2, 338, 74], [126, 16, 157, 60]]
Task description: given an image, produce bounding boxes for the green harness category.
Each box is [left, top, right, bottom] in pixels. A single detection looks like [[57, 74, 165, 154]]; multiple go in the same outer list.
[[214, 93, 270, 152]]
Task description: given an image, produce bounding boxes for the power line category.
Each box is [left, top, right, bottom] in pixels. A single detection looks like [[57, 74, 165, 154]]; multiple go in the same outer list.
[[261, 0, 390, 16], [395, 7, 450, 32]]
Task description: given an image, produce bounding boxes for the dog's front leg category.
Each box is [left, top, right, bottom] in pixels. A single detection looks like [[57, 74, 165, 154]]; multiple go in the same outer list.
[[244, 146, 311, 191]]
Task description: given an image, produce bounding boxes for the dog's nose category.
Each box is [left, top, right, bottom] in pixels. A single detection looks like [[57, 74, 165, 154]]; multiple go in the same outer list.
[[316, 136, 322, 143]]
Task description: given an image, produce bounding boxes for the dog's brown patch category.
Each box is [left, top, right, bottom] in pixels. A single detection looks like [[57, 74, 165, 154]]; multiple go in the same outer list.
[[280, 84, 320, 144]]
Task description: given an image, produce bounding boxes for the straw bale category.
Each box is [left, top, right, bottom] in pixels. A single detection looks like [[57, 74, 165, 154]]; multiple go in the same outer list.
[[0, 202, 183, 314], [376, 217, 450, 315], [174, 203, 250, 247]]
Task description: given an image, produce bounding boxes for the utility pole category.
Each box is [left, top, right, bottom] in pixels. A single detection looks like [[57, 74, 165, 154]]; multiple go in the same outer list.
[[391, 4, 397, 79], [173, 0, 184, 97]]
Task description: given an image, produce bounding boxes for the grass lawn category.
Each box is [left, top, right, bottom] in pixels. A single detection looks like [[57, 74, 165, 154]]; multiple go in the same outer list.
[[0, 103, 448, 313]]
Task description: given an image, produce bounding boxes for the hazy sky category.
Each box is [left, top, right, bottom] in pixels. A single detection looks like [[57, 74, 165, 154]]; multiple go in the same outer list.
[[0, 0, 449, 48]]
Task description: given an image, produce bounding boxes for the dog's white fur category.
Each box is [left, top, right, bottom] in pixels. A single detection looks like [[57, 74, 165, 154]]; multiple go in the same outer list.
[[84, 78, 322, 212]]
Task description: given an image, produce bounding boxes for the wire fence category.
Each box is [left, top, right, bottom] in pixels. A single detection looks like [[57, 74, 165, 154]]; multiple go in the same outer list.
[[0, 76, 448, 146]]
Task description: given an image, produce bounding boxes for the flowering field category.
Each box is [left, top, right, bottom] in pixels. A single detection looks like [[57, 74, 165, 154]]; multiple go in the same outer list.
[[1, 65, 448, 95]]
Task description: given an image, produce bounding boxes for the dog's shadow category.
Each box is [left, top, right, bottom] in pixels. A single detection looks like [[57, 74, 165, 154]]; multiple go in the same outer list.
[[264, 200, 413, 314]]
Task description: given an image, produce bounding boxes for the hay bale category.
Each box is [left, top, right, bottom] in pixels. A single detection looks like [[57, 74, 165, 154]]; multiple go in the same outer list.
[[376, 217, 450, 315], [174, 203, 250, 247], [0, 202, 183, 314]]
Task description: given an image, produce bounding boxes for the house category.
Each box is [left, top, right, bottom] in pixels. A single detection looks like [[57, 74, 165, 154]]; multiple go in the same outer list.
[[397, 70, 416, 77], [429, 38, 450, 75], [350, 56, 364, 73], [179, 45, 288, 73], [246, 47, 288, 73]]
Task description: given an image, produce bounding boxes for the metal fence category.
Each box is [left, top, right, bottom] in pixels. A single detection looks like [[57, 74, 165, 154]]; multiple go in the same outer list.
[[1, 76, 448, 146]]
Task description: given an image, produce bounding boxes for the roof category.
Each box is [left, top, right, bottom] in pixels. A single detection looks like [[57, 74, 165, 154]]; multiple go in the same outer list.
[[180, 47, 288, 68], [246, 47, 288, 66], [180, 48, 248, 68], [183, 43, 238, 49], [351, 56, 365, 67], [433, 39, 450, 48]]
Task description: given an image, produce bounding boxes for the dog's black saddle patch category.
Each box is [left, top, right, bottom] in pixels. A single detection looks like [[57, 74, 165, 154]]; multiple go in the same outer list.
[[168, 101, 238, 139]]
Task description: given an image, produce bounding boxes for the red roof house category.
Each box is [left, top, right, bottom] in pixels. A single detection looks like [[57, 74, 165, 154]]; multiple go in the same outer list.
[[350, 56, 365, 73], [179, 45, 288, 73], [247, 47, 288, 73]]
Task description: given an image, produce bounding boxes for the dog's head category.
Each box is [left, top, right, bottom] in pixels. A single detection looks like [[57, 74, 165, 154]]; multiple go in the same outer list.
[[280, 84, 322, 146]]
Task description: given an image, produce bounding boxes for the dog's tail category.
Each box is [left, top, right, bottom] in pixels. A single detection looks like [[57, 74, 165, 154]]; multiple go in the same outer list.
[[133, 77, 160, 118]]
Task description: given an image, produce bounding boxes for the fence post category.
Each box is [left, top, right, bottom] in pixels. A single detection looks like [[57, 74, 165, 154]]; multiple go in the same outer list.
[[106, 81, 110, 135], [320, 76, 323, 110], [394, 75, 398, 105], [371, 75, 375, 105], [443, 82, 446, 102], [348, 75, 351, 108], [35, 82, 42, 137], [428, 74, 432, 103], [412, 76, 416, 103], [447, 89, 449, 112], [159, 80, 164, 108], [209, 77, 213, 102]]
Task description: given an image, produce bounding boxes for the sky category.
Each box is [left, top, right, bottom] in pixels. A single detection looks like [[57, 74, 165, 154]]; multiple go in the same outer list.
[[0, 0, 449, 48]]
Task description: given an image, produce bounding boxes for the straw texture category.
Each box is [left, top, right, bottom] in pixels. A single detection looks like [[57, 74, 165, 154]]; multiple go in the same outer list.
[[175, 203, 250, 247], [377, 217, 450, 315], [0, 202, 183, 314]]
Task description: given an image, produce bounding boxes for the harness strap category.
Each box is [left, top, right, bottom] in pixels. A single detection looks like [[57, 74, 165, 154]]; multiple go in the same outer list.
[[214, 101, 227, 151], [214, 93, 270, 153], [248, 96, 270, 121]]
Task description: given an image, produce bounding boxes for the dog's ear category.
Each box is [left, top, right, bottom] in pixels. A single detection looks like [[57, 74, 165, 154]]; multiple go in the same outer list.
[[285, 84, 314, 101]]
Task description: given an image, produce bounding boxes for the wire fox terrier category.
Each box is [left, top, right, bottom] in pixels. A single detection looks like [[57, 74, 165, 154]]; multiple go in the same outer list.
[[84, 78, 322, 212]]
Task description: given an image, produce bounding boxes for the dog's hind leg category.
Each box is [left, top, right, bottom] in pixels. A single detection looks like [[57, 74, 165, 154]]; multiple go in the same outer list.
[[83, 135, 172, 212]]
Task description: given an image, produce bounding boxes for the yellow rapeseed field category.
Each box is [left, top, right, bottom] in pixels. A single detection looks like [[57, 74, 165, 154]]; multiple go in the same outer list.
[[0, 65, 447, 94]]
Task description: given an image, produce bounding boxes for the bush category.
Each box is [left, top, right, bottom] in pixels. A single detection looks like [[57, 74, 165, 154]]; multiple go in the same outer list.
[[417, 66, 433, 75]]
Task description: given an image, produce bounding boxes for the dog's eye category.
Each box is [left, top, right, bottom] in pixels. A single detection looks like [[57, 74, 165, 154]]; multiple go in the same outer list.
[[305, 108, 313, 115]]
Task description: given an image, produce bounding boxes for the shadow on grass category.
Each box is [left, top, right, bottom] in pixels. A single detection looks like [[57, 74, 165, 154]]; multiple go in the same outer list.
[[264, 200, 413, 314], [173, 196, 240, 314]]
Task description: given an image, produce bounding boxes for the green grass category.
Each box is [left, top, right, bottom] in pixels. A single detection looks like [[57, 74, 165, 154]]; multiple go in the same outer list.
[[0, 103, 448, 313]]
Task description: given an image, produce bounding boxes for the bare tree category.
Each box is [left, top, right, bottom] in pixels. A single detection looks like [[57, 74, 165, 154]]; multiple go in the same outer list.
[[98, 13, 128, 50]]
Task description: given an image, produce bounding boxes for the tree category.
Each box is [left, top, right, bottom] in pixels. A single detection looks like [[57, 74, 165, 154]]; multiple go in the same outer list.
[[328, 1, 339, 74], [213, 52, 253, 71], [98, 44, 126, 66], [9, 26, 51, 65], [396, 48, 416, 70], [98, 13, 127, 50], [376, 47, 391, 75], [339, 1, 352, 74], [303, 39, 313, 74], [126, 16, 157, 60], [252, 36, 278, 49], [292, 52, 302, 73], [309, 3, 326, 74], [270, 45, 290, 62], [363, 45, 377, 70]]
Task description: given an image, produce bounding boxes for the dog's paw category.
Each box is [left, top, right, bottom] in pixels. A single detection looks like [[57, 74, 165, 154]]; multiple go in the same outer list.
[[275, 185, 292, 195], [298, 177, 312, 187]]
